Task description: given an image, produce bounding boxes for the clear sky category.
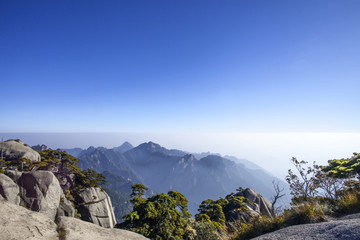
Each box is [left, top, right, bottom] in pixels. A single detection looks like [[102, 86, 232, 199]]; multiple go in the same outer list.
[[1, 1, 360, 177]]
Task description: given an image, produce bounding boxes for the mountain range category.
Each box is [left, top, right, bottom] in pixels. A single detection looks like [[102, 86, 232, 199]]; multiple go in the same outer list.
[[62, 141, 289, 218]]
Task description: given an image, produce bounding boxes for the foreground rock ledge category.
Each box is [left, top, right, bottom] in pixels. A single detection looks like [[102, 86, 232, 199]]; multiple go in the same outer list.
[[58, 216, 148, 240], [253, 215, 360, 240], [0, 200, 148, 240]]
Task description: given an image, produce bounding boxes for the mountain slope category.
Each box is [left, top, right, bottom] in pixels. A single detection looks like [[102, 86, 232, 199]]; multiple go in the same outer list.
[[78, 147, 142, 184], [77, 141, 289, 215]]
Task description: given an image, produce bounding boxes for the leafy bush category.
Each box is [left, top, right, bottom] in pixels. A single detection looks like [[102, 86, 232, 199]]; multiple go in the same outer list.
[[192, 221, 220, 240], [119, 184, 193, 240], [196, 193, 250, 228]]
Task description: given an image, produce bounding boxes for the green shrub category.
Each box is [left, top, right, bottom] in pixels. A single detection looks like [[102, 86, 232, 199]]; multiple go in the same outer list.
[[192, 221, 220, 240], [119, 184, 193, 240]]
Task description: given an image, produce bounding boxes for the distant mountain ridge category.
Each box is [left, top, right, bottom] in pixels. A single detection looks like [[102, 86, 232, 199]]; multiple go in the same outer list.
[[67, 141, 289, 215]]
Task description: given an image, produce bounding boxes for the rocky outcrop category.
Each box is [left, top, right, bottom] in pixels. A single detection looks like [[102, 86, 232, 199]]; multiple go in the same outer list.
[[225, 188, 275, 224], [1, 139, 41, 162], [57, 192, 75, 218], [0, 199, 59, 240], [0, 173, 20, 205], [76, 187, 117, 228], [253, 215, 360, 240], [17, 171, 62, 220], [58, 216, 149, 240], [31, 144, 48, 151], [236, 188, 274, 218], [0, 199, 149, 240]]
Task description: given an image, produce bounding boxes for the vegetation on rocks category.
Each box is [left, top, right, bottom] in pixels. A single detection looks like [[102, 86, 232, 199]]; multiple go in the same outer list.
[[196, 192, 250, 228], [235, 153, 360, 240]]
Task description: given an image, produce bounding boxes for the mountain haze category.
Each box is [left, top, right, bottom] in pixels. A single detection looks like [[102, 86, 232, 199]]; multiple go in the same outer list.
[[73, 141, 288, 215]]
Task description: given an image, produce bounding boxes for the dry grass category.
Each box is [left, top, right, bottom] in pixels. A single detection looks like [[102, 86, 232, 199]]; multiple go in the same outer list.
[[333, 191, 360, 215]]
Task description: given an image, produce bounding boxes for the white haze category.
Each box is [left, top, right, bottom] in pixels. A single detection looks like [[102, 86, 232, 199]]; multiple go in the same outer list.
[[1, 132, 359, 179]]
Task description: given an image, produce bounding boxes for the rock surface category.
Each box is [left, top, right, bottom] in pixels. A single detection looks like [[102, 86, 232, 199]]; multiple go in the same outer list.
[[253, 215, 360, 240], [5, 169, 23, 182], [0, 199, 148, 240], [225, 188, 275, 223], [57, 193, 75, 218], [58, 216, 149, 240], [0, 173, 20, 204], [76, 187, 117, 228], [1, 139, 41, 162], [17, 171, 62, 220], [236, 188, 274, 218], [0, 199, 59, 240]]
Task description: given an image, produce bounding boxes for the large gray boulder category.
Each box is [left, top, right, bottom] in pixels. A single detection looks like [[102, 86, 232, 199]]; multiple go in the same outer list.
[[58, 216, 149, 240], [18, 171, 62, 220], [1, 139, 41, 162], [76, 187, 117, 228], [0, 199, 59, 240], [0, 173, 20, 205]]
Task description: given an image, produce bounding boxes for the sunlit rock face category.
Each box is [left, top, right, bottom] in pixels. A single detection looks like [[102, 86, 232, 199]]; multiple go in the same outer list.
[[0, 200, 149, 240], [76, 187, 117, 228], [0, 173, 20, 205], [17, 171, 62, 220], [1, 139, 41, 162], [235, 188, 274, 218]]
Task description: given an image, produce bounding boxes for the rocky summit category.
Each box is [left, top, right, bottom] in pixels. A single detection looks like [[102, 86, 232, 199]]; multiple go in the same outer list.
[[1, 139, 41, 162]]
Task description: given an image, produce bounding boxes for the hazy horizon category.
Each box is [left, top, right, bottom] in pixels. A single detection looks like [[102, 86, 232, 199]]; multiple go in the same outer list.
[[2, 132, 359, 179]]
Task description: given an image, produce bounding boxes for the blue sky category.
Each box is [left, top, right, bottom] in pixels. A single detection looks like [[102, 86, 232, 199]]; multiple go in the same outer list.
[[2, 1, 360, 178], [1, 0, 360, 133]]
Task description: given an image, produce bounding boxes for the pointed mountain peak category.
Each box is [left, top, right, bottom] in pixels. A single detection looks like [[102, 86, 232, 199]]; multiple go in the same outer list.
[[132, 142, 187, 157], [137, 141, 163, 152], [112, 141, 134, 153], [121, 141, 133, 148], [87, 146, 96, 151]]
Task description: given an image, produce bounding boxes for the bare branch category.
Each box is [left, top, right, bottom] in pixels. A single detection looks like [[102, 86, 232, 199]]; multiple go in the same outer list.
[[271, 180, 285, 212]]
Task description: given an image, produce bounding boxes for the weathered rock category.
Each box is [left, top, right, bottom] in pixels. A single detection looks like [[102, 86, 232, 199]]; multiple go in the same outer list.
[[0, 199, 59, 240], [253, 215, 360, 240], [76, 187, 117, 228], [236, 188, 274, 218], [5, 169, 23, 182], [0, 173, 20, 204], [18, 171, 62, 220], [1, 139, 41, 162], [224, 188, 275, 224], [0, 199, 148, 240], [58, 216, 149, 240], [56, 193, 75, 218]]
